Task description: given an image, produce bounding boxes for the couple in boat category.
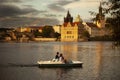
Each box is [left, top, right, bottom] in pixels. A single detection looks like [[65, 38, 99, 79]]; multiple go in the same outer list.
[[52, 52, 67, 63]]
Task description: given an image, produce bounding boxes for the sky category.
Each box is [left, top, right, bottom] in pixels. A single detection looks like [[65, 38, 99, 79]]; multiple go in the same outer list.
[[0, 0, 105, 28]]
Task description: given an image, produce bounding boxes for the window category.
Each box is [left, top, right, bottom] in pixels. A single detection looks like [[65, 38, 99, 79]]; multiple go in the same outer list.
[[67, 31, 72, 34]]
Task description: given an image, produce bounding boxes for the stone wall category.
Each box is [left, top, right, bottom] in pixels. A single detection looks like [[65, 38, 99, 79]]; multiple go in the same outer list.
[[33, 38, 56, 41]]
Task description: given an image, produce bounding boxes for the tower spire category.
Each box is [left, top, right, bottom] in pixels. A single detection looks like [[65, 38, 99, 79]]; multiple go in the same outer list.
[[64, 10, 73, 23], [99, 1, 102, 16], [67, 10, 71, 17]]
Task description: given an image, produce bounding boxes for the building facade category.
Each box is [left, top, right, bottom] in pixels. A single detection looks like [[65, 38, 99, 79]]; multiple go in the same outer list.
[[86, 22, 105, 37], [61, 11, 78, 41], [61, 22, 78, 41]]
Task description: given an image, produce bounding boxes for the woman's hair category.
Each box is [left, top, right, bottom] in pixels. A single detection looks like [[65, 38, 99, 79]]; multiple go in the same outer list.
[[57, 52, 59, 54], [60, 53, 63, 56]]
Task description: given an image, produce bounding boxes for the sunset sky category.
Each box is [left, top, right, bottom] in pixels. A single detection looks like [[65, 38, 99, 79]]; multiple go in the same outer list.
[[0, 0, 105, 27]]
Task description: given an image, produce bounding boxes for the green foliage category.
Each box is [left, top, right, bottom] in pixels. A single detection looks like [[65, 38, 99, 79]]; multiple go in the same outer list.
[[82, 30, 90, 38], [104, 0, 120, 46], [54, 32, 61, 39], [42, 26, 55, 38], [0, 28, 13, 32], [89, 11, 97, 21], [90, 35, 113, 41], [33, 30, 42, 37]]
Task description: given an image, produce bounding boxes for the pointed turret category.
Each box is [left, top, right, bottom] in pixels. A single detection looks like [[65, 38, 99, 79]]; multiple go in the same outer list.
[[64, 10, 73, 23], [99, 2, 102, 16], [75, 14, 83, 23], [67, 10, 71, 17]]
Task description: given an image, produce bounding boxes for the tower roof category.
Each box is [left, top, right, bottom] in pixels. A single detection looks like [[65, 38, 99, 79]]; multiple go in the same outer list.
[[64, 10, 73, 23], [99, 2, 102, 15], [67, 10, 71, 17], [75, 14, 83, 22]]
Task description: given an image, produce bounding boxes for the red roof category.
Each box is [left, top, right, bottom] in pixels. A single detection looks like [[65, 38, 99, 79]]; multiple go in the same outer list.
[[63, 22, 83, 27], [86, 22, 98, 28]]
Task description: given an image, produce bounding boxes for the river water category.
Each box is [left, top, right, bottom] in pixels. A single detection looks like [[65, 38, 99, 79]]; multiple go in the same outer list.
[[0, 42, 120, 80]]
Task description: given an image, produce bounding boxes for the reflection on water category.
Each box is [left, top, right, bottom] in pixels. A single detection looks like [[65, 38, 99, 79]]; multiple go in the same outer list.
[[93, 43, 102, 78], [0, 42, 120, 80], [60, 42, 78, 60], [52, 42, 78, 60], [56, 68, 70, 80]]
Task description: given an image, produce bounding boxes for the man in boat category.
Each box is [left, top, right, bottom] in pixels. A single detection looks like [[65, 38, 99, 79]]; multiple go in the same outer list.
[[55, 52, 59, 60], [52, 52, 60, 61]]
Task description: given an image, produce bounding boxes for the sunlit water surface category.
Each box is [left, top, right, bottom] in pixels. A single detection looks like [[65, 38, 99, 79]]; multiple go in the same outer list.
[[0, 42, 120, 80]]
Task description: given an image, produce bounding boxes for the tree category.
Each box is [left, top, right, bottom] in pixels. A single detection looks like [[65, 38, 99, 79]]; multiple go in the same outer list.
[[82, 30, 90, 39], [89, 11, 97, 21], [33, 30, 42, 37], [104, 0, 120, 46], [54, 32, 61, 40], [42, 26, 55, 38]]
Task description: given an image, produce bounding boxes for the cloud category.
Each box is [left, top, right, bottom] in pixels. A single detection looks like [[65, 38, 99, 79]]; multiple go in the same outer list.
[[0, 17, 60, 28], [0, 0, 33, 3], [0, 0, 60, 27], [48, 4, 66, 12], [0, 0, 40, 18], [64, 0, 99, 9], [0, 0, 21, 3], [47, 0, 80, 12], [0, 4, 40, 18], [43, 14, 57, 17]]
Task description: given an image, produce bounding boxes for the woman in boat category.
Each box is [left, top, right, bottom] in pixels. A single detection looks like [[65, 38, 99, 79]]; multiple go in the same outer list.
[[59, 53, 67, 63]]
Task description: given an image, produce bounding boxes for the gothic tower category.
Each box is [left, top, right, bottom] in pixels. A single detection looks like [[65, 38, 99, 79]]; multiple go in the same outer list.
[[96, 2, 105, 28], [64, 10, 73, 23], [99, 2, 102, 18]]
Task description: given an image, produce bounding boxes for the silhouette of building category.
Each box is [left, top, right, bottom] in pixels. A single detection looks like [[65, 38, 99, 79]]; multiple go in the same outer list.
[[95, 2, 106, 28], [64, 10, 73, 23]]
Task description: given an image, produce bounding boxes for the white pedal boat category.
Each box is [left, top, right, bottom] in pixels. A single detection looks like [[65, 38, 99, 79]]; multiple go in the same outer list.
[[37, 60, 83, 68]]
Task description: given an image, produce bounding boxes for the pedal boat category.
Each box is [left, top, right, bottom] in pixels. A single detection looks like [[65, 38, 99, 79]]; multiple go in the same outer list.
[[37, 60, 83, 68]]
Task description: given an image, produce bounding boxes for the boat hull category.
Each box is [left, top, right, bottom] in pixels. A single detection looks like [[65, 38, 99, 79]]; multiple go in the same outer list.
[[37, 61, 83, 68]]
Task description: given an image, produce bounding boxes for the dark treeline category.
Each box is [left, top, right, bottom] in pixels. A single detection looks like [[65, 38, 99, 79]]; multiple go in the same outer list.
[[103, 0, 120, 46]]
